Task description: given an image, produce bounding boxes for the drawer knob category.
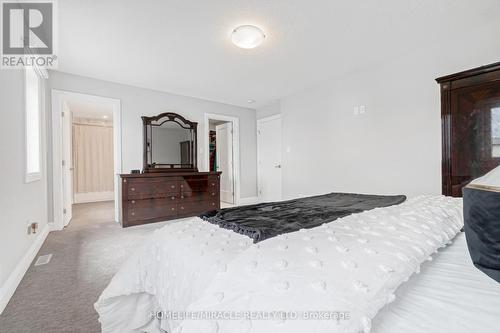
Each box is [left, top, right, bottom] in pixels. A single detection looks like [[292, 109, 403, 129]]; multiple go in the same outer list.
[[211, 183, 215, 186], [212, 192, 215, 196], [181, 195, 184, 199], [212, 202, 215, 206], [181, 206, 184, 210], [131, 212, 135, 216], [171, 207, 175, 211], [180, 184, 184, 188], [171, 196, 175, 200], [123, 179, 127, 183], [131, 200, 135, 204], [131, 187, 135, 191], [171, 185, 175, 189]]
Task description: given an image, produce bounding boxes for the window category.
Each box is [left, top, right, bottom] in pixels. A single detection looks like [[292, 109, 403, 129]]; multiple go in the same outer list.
[[25, 67, 41, 182], [492, 107, 500, 158]]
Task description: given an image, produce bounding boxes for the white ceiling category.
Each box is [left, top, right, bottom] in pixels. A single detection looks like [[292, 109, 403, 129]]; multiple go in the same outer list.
[[56, 0, 500, 108]]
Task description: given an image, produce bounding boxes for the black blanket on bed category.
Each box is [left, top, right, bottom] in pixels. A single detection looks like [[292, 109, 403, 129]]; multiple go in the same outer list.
[[200, 192, 406, 243]]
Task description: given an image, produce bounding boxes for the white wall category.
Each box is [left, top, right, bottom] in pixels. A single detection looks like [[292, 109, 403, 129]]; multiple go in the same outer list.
[[257, 100, 281, 119], [0, 70, 49, 312], [47, 71, 258, 220], [279, 21, 500, 199]]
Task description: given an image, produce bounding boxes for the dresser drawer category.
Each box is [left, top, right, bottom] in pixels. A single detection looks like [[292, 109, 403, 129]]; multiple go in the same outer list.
[[180, 190, 219, 202], [125, 178, 180, 199], [127, 198, 177, 221], [182, 178, 219, 190], [128, 195, 179, 204], [208, 177, 219, 189], [177, 200, 219, 214], [179, 179, 212, 192]]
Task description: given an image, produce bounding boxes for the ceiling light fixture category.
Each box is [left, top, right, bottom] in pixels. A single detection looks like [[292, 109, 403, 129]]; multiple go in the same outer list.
[[247, 99, 255, 104], [231, 25, 266, 49], [102, 115, 109, 119]]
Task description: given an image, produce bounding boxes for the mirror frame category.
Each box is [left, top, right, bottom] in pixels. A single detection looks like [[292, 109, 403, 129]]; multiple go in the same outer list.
[[142, 112, 198, 173]]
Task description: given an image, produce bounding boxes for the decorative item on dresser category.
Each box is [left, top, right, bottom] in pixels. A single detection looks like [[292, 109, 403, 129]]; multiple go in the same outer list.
[[120, 112, 221, 227], [436, 62, 500, 197]]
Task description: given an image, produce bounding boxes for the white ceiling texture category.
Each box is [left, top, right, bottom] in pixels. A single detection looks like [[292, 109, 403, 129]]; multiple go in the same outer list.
[[56, 0, 500, 108]]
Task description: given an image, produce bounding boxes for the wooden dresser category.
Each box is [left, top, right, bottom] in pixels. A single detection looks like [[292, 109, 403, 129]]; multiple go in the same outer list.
[[120, 171, 221, 227], [120, 112, 223, 227]]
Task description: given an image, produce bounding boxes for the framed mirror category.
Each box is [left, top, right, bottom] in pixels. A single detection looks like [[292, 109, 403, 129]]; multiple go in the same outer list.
[[142, 112, 198, 173]]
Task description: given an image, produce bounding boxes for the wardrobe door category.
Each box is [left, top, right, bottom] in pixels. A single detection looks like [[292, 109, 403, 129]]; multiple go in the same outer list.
[[449, 83, 500, 196]]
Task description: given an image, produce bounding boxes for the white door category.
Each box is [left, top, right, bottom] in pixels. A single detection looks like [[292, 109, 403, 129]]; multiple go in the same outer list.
[[216, 122, 234, 204], [61, 107, 73, 226], [257, 116, 282, 202]]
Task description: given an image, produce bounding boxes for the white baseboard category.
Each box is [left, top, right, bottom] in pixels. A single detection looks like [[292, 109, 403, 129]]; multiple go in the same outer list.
[[74, 191, 114, 204], [238, 196, 260, 205], [48, 221, 62, 232], [0, 223, 50, 314]]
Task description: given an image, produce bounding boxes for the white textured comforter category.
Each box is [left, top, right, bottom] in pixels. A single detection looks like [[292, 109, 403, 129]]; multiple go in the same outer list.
[[95, 195, 463, 333]]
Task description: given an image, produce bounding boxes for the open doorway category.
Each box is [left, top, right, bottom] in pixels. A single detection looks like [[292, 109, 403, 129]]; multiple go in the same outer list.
[[204, 113, 240, 207], [52, 90, 121, 230], [71, 105, 114, 201], [209, 119, 234, 205]]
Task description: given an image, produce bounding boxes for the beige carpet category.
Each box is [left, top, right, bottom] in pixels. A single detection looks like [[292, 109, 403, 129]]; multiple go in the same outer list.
[[0, 201, 170, 333]]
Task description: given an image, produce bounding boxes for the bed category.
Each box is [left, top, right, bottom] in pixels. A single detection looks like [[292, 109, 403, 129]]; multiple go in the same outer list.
[[94, 193, 500, 333], [371, 232, 500, 333]]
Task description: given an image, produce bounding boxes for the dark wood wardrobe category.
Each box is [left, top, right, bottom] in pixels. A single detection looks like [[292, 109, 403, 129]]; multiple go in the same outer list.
[[437, 62, 500, 197]]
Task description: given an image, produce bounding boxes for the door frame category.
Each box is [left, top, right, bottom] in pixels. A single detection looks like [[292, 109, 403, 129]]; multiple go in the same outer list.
[[203, 113, 240, 204], [215, 122, 234, 204], [61, 100, 73, 227], [51, 89, 122, 230], [257, 114, 282, 202]]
